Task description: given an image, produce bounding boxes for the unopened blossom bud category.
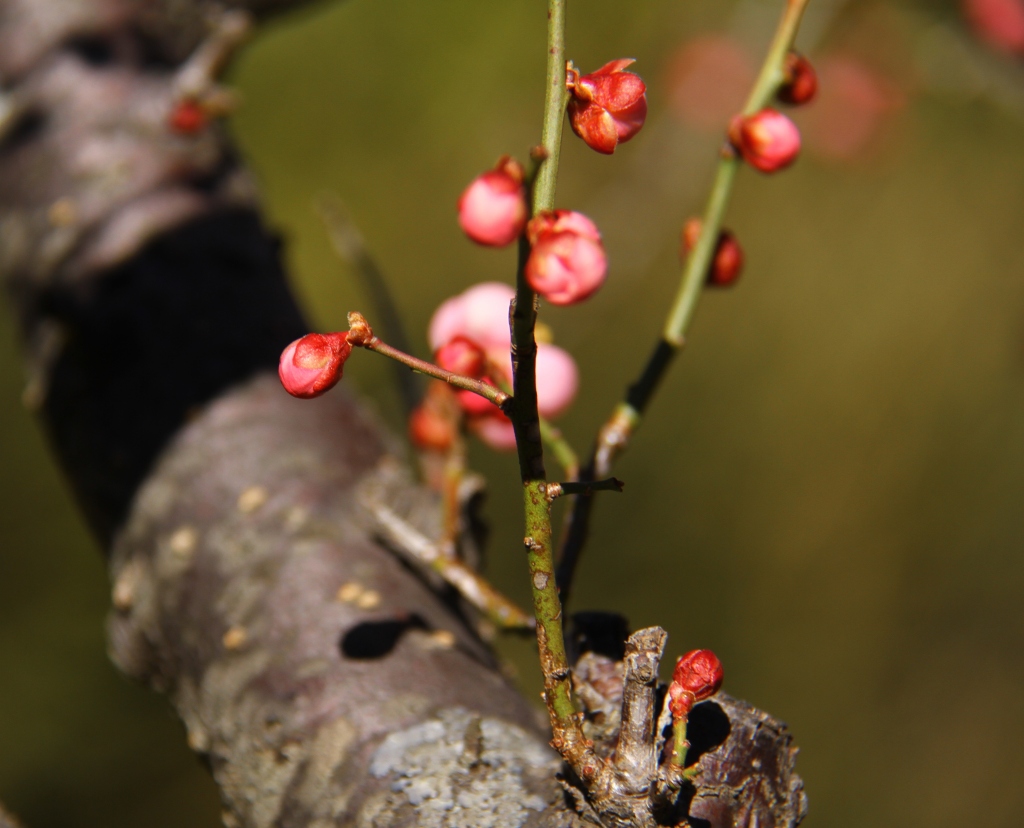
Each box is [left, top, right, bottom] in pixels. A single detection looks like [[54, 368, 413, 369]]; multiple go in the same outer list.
[[168, 99, 207, 134], [278, 332, 351, 399], [435, 335, 487, 379], [408, 404, 456, 452], [428, 282, 515, 354], [458, 157, 528, 247], [778, 52, 818, 106], [456, 381, 500, 418], [963, 0, 1024, 55], [681, 218, 744, 287], [471, 412, 518, 452], [668, 649, 724, 719], [728, 108, 801, 173], [567, 59, 648, 154], [525, 210, 607, 305]]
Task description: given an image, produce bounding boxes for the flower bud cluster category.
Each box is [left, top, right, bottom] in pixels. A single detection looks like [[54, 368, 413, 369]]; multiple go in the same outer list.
[[427, 282, 578, 450], [727, 51, 816, 174]]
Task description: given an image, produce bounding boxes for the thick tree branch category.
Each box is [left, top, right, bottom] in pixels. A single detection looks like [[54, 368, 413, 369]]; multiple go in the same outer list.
[[0, 2, 807, 825]]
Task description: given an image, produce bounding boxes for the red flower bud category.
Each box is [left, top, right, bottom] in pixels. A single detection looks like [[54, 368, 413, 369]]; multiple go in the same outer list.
[[964, 0, 1024, 55], [168, 99, 207, 135], [456, 380, 501, 418], [777, 52, 818, 106], [435, 335, 487, 379], [525, 210, 607, 305], [681, 218, 744, 287], [278, 332, 351, 399], [408, 404, 456, 453], [668, 649, 723, 719], [458, 157, 528, 247], [728, 108, 801, 173], [567, 59, 648, 154]]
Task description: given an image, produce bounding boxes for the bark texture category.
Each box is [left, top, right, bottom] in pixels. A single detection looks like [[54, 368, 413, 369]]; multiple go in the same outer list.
[[0, 1, 807, 825]]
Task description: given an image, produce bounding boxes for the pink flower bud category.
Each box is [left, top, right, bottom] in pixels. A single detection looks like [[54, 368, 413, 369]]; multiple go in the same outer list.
[[778, 52, 818, 106], [427, 283, 580, 447], [568, 59, 648, 154], [728, 108, 801, 173], [408, 404, 456, 452], [278, 332, 351, 399], [470, 412, 518, 452], [457, 157, 528, 247], [535, 343, 579, 418], [668, 649, 724, 719], [964, 0, 1024, 54], [455, 386, 497, 418], [428, 282, 515, 354], [525, 211, 607, 305], [681, 219, 744, 288], [435, 335, 487, 379]]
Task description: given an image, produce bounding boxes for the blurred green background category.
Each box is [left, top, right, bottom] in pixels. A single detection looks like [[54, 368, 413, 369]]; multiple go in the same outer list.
[[3, 0, 1024, 825]]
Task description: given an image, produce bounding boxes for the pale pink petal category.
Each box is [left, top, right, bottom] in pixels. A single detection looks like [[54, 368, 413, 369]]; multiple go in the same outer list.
[[471, 415, 519, 451], [536, 344, 578, 418], [459, 282, 516, 350], [428, 294, 468, 352]]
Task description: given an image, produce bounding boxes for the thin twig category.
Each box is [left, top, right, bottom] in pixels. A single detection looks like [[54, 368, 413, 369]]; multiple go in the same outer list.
[[546, 478, 623, 500], [508, 0, 600, 783], [347, 314, 511, 410], [365, 501, 535, 631]]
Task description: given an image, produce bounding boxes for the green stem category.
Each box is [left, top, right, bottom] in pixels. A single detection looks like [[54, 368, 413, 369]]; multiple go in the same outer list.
[[539, 418, 579, 480], [671, 716, 689, 768], [489, 369, 579, 480], [509, 0, 597, 779], [532, 0, 568, 213], [664, 0, 809, 346], [556, 0, 812, 601]]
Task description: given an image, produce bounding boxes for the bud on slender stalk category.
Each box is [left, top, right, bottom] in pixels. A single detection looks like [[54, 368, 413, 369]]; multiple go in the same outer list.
[[458, 157, 528, 247], [525, 210, 607, 305], [278, 332, 352, 399], [667, 649, 724, 719], [777, 52, 818, 106], [567, 59, 648, 154], [728, 108, 801, 173], [681, 218, 744, 287]]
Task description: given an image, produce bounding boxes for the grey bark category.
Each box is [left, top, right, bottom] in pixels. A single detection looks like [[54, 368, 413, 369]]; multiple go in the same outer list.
[[0, 803, 23, 828], [0, 1, 808, 825]]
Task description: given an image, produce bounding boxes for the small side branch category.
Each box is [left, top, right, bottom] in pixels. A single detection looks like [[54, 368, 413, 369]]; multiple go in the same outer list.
[[547, 478, 624, 501], [347, 313, 511, 411], [364, 500, 534, 631], [556, 0, 813, 605]]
